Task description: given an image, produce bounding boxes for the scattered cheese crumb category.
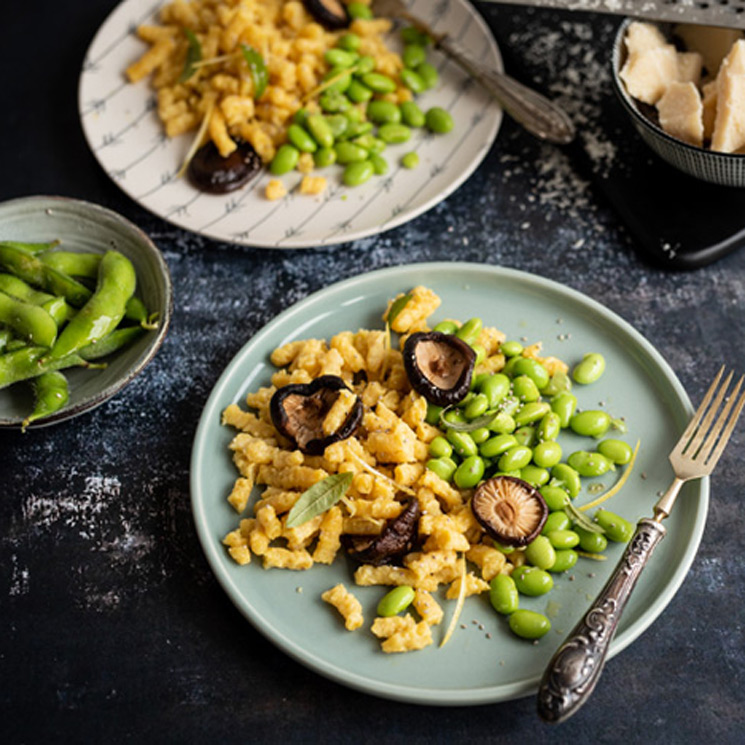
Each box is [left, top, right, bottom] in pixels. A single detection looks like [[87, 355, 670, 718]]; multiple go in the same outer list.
[[265, 179, 287, 201]]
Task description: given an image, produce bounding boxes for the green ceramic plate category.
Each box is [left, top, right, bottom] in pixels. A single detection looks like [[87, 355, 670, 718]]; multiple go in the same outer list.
[[0, 196, 172, 428], [190, 263, 707, 705]]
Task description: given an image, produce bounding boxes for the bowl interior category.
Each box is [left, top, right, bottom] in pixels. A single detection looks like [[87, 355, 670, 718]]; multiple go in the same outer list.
[[0, 196, 172, 427]]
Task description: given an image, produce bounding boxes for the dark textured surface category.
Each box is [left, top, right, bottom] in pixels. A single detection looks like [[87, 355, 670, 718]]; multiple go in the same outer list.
[[2, 2, 745, 743]]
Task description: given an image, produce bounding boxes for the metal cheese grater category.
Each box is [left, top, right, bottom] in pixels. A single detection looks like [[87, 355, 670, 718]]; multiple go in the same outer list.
[[480, 0, 745, 30]]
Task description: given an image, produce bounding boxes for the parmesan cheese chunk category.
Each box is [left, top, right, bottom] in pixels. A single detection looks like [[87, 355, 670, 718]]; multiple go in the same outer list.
[[676, 51, 703, 87], [625, 21, 667, 56], [675, 24, 744, 77], [712, 41, 745, 153], [620, 45, 679, 105], [656, 82, 704, 148], [702, 80, 718, 141]]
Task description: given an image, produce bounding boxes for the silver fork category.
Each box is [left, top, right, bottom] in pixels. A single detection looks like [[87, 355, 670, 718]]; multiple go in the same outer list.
[[537, 366, 745, 723], [371, 0, 575, 145]]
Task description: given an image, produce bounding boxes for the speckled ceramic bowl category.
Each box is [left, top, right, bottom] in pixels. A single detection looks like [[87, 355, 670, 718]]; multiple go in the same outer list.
[[0, 196, 172, 428], [612, 18, 745, 188]]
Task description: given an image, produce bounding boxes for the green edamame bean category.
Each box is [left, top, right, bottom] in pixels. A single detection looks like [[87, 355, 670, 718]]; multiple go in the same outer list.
[[425, 106, 454, 134], [479, 433, 517, 459], [287, 123, 317, 152], [454, 317, 482, 345], [446, 430, 478, 458], [456, 392, 475, 409], [323, 67, 351, 93], [509, 609, 551, 640], [512, 375, 540, 402], [313, 147, 337, 168], [270, 143, 300, 175], [402, 43, 427, 68], [355, 55, 375, 74], [542, 370, 573, 396], [489, 575, 519, 615], [569, 410, 611, 438], [377, 585, 415, 616], [573, 352, 606, 385], [345, 78, 373, 103], [401, 151, 419, 169], [502, 356, 521, 378], [470, 427, 490, 444], [49, 250, 136, 359], [343, 160, 374, 186], [576, 527, 608, 553], [319, 90, 350, 112], [549, 549, 578, 573], [512, 566, 554, 596], [324, 48, 357, 68], [426, 457, 457, 482], [540, 485, 570, 512], [344, 120, 373, 139], [597, 438, 633, 465], [443, 408, 466, 424], [0, 291, 57, 348], [351, 133, 379, 151], [550, 463, 581, 498], [533, 440, 562, 469], [567, 450, 613, 477], [525, 535, 556, 570], [400, 100, 425, 128], [480, 373, 510, 408], [498, 395, 521, 416], [400, 69, 426, 93], [464, 393, 489, 420], [22, 370, 69, 430], [425, 403, 443, 425], [546, 529, 580, 550], [429, 435, 452, 459], [337, 33, 361, 51], [366, 100, 401, 124], [360, 72, 396, 93], [454, 455, 485, 489], [416, 62, 439, 89], [377, 123, 411, 144], [514, 426, 536, 447], [520, 465, 549, 487], [595, 509, 635, 542], [433, 320, 458, 334], [488, 412, 516, 434], [401, 26, 431, 46], [293, 108, 309, 125], [347, 1, 373, 19], [500, 341, 523, 357], [536, 411, 561, 442], [542, 510, 571, 534], [369, 153, 389, 175], [306, 114, 334, 148], [335, 141, 368, 164], [514, 401, 550, 427], [550, 391, 577, 427], [511, 357, 550, 390], [498, 445, 532, 472]]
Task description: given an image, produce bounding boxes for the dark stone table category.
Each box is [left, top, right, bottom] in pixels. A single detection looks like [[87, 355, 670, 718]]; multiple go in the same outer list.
[[2, 2, 744, 743]]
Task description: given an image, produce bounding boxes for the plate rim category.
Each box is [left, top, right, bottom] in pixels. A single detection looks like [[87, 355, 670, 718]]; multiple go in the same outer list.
[[189, 261, 709, 705], [77, 0, 504, 249]]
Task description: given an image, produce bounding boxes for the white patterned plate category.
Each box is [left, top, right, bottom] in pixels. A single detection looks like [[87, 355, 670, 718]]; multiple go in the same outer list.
[[79, 0, 503, 248]]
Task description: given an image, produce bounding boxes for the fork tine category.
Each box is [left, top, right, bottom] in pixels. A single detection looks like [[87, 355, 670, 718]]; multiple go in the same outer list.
[[703, 378, 745, 469], [674, 366, 726, 456], [697, 374, 743, 462], [683, 369, 733, 457]]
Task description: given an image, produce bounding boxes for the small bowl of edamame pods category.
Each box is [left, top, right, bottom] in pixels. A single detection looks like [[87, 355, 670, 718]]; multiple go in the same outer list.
[[0, 195, 173, 429]]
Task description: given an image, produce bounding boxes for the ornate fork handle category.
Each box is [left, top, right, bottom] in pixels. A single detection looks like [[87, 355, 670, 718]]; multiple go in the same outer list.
[[537, 518, 667, 723], [437, 35, 575, 145]]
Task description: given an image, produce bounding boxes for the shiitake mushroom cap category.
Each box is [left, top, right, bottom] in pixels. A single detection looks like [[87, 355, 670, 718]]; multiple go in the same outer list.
[[270, 375, 362, 455], [302, 0, 349, 29], [471, 476, 548, 547], [187, 139, 262, 194], [403, 331, 476, 407], [343, 499, 421, 565]]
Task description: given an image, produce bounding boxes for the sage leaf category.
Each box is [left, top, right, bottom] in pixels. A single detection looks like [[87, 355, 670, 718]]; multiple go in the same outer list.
[[386, 293, 412, 326], [439, 407, 498, 432], [565, 500, 605, 534], [241, 43, 268, 100], [180, 29, 202, 82], [285, 472, 353, 528]]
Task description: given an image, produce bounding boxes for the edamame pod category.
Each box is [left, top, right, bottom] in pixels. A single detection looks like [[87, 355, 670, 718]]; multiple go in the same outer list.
[[21, 370, 69, 430], [0, 291, 57, 347]]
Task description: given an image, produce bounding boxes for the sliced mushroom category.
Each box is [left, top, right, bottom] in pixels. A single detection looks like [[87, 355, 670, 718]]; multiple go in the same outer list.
[[344, 500, 421, 565], [187, 140, 262, 194], [402, 331, 476, 406], [471, 476, 548, 547], [270, 375, 362, 455], [302, 0, 349, 29]]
